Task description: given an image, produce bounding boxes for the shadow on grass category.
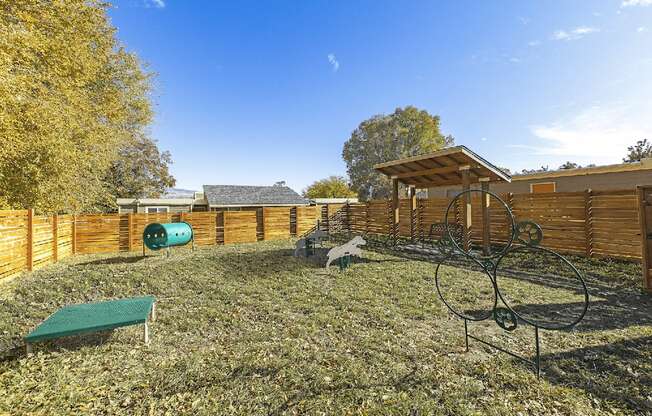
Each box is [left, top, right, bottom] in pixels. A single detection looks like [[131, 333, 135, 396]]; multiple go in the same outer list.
[[217, 247, 410, 277], [75, 256, 146, 266], [0, 330, 114, 362], [510, 299, 652, 332], [542, 335, 652, 413], [491, 266, 652, 332], [363, 240, 651, 333]]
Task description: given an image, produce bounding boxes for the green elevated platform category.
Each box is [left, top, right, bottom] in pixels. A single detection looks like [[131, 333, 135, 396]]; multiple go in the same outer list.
[[24, 296, 156, 353]]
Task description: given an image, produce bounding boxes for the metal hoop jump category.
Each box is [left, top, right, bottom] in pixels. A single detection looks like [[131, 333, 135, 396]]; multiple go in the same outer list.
[[435, 189, 590, 377]]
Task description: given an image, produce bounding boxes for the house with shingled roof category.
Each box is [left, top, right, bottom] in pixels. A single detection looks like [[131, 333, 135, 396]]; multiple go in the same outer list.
[[116, 183, 308, 213], [202, 183, 308, 211]]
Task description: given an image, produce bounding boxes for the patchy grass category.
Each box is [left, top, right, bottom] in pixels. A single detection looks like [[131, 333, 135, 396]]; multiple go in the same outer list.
[[0, 240, 651, 415]]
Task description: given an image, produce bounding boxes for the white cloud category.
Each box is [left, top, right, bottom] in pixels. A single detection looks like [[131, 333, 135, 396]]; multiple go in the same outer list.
[[509, 57, 521, 63], [146, 0, 165, 7], [518, 16, 530, 25], [622, 0, 652, 6], [528, 40, 541, 47], [552, 26, 599, 41], [638, 26, 647, 32], [480, 137, 488, 142], [327, 53, 339, 72], [517, 104, 652, 165]]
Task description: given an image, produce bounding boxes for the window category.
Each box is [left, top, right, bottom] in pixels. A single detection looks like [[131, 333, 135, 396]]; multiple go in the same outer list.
[[530, 182, 556, 193], [145, 206, 169, 213]]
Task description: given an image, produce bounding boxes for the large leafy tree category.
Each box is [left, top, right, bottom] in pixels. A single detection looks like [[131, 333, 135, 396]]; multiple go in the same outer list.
[[0, 1, 169, 213], [105, 135, 176, 201], [303, 176, 357, 199], [623, 139, 652, 162], [342, 106, 453, 200]]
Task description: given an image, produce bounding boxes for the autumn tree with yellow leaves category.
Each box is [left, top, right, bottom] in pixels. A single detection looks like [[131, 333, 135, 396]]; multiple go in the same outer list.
[[0, 1, 174, 213]]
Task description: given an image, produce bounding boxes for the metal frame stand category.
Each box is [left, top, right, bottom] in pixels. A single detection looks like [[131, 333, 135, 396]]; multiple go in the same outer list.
[[338, 255, 351, 271], [434, 189, 589, 380], [463, 318, 541, 378]]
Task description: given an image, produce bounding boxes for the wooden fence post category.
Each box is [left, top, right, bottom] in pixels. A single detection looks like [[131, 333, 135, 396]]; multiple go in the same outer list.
[[290, 207, 297, 237], [365, 201, 370, 236], [636, 186, 651, 293], [584, 189, 594, 257], [128, 213, 133, 252], [52, 214, 58, 262], [72, 214, 77, 254], [26, 208, 34, 271], [504, 193, 514, 243]]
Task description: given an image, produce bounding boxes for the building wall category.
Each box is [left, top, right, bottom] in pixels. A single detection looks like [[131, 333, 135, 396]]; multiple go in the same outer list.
[[428, 169, 652, 197], [117, 204, 204, 214]]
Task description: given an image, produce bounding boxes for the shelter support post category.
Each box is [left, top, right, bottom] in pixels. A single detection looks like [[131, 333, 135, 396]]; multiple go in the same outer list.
[[392, 177, 399, 241], [408, 186, 416, 242], [460, 166, 471, 251], [480, 178, 491, 256]]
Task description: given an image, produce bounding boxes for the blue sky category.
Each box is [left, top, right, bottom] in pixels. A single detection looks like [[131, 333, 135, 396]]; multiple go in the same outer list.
[[109, 0, 652, 192]]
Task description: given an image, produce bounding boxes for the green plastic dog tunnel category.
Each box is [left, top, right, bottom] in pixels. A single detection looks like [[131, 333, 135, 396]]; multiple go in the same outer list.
[[142, 222, 193, 255]]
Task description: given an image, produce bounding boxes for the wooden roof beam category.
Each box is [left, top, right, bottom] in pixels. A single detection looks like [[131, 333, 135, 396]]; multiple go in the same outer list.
[[392, 165, 459, 179]]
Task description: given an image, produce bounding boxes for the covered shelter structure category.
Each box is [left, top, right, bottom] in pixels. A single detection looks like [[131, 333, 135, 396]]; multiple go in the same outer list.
[[373, 145, 511, 253]]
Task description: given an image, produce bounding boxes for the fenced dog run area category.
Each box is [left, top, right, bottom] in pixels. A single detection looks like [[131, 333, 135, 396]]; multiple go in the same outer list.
[[1, 186, 652, 414], [0, 189, 648, 285]]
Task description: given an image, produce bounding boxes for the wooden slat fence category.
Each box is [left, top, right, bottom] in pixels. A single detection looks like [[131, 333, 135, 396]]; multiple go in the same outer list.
[[0, 210, 29, 279], [345, 189, 641, 260], [296, 206, 319, 236], [75, 214, 121, 255], [367, 200, 392, 236], [32, 215, 54, 270], [263, 207, 291, 240], [224, 211, 257, 244], [181, 212, 216, 246], [510, 192, 586, 255], [56, 215, 74, 260], [591, 190, 640, 258], [0, 193, 643, 282]]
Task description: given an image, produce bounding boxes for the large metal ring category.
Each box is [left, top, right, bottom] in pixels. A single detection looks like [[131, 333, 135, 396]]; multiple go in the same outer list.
[[493, 245, 590, 330], [435, 257, 498, 322]]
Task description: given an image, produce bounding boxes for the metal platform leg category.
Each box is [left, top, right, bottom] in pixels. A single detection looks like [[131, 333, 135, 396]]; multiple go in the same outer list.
[[144, 322, 149, 345], [25, 342, 32, 355], [150, 302, 157, 322], [464, 319, 469, 352], [534, 326, 541, 379]]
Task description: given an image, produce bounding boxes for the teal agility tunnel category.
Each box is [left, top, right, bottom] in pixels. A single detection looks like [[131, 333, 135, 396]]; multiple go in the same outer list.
[[143, 222, 193, 252]]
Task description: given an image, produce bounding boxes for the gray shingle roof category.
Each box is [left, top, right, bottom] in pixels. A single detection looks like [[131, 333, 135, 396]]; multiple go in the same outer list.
[[202, 185, 308, 207]]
